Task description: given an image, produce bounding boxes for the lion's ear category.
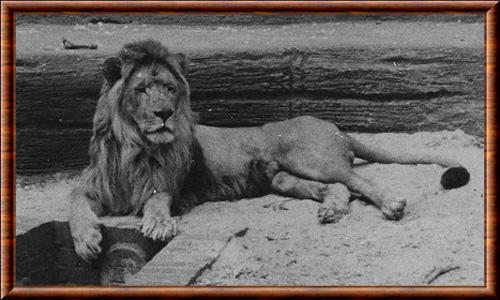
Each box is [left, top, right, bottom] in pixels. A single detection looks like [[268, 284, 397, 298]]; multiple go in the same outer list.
[[172, 53, 188, 74], [102, 57, 122, 86]]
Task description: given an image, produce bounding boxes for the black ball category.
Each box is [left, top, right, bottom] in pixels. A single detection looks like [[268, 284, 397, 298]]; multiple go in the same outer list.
[[441, 167, 470, 189]]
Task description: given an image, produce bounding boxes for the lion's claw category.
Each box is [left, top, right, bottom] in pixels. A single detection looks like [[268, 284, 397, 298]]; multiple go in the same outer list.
[[381, 199, 406, 221], [140, 213, 178, 241]]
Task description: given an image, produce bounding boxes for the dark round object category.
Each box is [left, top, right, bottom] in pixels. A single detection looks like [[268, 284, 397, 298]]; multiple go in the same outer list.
[[441, 167, 470, 190], [100, 242, 147, 285]]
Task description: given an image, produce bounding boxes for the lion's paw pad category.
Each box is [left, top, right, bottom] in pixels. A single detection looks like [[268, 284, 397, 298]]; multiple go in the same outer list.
[[140, 214, 178, 241]]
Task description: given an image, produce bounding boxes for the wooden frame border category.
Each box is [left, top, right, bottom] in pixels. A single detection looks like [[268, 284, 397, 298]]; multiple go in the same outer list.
[[1, 1, 497, 298]]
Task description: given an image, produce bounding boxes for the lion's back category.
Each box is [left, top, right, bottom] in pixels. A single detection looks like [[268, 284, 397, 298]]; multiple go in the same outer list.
[[262, 116, 342, 143]]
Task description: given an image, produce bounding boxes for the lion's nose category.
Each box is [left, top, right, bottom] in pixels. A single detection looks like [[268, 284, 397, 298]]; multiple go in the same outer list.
[[154, 109, 174, 122]]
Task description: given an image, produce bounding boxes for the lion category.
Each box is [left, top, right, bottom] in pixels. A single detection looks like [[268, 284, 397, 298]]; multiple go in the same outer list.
[[69, 40, 470, 261]]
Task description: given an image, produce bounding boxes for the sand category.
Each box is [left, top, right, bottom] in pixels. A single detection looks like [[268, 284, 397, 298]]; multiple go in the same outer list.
[[16, 21, 482, 58]]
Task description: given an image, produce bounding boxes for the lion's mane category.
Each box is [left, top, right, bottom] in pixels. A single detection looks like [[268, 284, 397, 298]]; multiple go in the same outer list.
[[81, 40, 195, 216]]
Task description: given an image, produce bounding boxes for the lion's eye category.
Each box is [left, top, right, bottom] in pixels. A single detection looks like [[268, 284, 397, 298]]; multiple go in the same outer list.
[[166, 84, 177, 93], [135, 87, 146, 94]]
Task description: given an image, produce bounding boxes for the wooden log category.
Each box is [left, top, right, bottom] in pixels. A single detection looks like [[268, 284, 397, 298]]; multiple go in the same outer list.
[[99, 226, 166, 285], [128, 226, 249, 286], [15, 47, 483, 174], [16, 218, 165, 285], [16, 128, 92, 173], [297, 48, 483, 97], [15, 52, 292, 128]]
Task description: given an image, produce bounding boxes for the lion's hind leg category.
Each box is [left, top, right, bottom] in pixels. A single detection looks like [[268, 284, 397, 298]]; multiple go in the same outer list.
[[271, 171, 326, 201], [344, 173, 407, 220], [317, 183, 351, 224], [277, 152, 407, 221], [270, 171, 351, 223]]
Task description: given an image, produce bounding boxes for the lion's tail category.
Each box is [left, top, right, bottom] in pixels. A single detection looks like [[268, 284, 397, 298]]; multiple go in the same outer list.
[[348, 136, 470, 190]]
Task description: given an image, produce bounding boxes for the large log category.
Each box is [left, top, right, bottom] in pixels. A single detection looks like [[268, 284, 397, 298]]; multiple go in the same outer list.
[[16, 48, 483, 174], [16, 219, 165, 285], [16, 52, 292, 128]]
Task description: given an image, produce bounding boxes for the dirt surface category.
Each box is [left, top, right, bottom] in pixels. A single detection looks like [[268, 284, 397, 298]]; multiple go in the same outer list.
[[16, 20, 482, 58], [16, 13, 483, 26], [16, 131, 484, 286]]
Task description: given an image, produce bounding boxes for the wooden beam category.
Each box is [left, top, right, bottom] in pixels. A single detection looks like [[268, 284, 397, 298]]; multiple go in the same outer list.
[[16, 47, 483, 174]]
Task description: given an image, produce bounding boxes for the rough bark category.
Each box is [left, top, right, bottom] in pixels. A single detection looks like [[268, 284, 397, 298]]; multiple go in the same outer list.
[[16, 48, 483, 173]]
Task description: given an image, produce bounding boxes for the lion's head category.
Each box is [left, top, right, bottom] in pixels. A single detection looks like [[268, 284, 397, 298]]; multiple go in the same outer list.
[[123, 62, 181, 144], [83, 40, 194, 216], [102, 40, 193, 145]]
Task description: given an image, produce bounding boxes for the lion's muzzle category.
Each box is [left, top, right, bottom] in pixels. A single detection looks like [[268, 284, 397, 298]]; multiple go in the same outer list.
[[153, 108, 174, 123], [142, 112, 176, 143]]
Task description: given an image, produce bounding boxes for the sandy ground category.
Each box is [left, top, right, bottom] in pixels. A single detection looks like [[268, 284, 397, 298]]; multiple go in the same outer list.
[[16, 130, 484, 286], [16, 21, 482, 58]]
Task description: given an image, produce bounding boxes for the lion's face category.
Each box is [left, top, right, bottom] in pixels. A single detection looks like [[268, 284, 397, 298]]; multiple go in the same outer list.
[[123, 63, 183, 144]]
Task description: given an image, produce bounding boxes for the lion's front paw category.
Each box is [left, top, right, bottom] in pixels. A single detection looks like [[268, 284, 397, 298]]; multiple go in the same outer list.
[[381, 199, 406, 221], [140, 211, 178, 241], [317, 203, 349, 224], [70, 212, 103, 262]]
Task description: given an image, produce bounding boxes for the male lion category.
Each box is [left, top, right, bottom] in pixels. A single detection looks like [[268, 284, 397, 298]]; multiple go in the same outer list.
[[69, 40, 470, 260]]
